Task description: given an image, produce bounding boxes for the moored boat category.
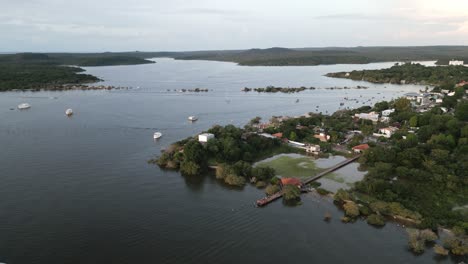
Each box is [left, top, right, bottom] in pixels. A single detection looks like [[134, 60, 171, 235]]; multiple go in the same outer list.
[[153, 132, 162, 139], [65, 109, 73, 116], [188, 116, 198, 121], [17, 103, 31, 110]]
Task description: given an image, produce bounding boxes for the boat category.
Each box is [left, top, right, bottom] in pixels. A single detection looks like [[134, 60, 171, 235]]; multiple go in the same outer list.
[[17, 103, 31, 110], [65, 109, 73, 116], [153, 132, 162, 139], [295, 99, 299, 103], [188, 116, 198, 121]]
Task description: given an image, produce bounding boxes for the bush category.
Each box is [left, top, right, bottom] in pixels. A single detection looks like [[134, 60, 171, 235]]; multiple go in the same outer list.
[[367, 214, 385, 226], [433, 245, 449, 256], [343, 201, 360, 218], [265, 184, 280, 196], [334, 189, 351, 202], [283, 185, 301, 201], [316, 188, 330, 195], [359, 205, 371, 216], [256, 181, 267, 188], [224, 174, 246, 187], [420, 229, 438, 242], [180, 161, 201, 176]]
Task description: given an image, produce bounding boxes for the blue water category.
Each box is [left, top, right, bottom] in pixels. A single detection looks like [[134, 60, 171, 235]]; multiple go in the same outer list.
[[0, 58, 459, 263]]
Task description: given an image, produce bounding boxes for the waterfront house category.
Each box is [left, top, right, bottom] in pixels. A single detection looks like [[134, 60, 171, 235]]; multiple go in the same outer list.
[[280, 178, 302, 188], [198, 133, 215, 143], [305, 144, 321, 155], [352, 144, 369, 153]]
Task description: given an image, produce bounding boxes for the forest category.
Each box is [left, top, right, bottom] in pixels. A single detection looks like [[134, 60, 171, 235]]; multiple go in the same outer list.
[[327, 63, 468, 86]]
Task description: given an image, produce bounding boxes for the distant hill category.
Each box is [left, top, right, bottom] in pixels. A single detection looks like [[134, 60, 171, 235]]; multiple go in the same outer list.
[[166, 46, 468, 66]]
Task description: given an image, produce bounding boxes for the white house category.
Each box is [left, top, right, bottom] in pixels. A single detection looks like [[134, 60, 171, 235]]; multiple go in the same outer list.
[[449, 60, 464, 66], [305, 144, 321, 154], [378, 127, 398, 138], [354, 112, 380, 123], [382, 109, 395, 117], [198, 133, 215, 143]]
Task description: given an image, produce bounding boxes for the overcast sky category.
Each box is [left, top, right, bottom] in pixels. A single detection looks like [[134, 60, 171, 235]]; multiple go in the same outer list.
[[2, 0, 468, 52]]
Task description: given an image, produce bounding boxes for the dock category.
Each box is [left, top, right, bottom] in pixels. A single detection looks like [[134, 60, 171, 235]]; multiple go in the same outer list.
[[255, 155, 361, 207]]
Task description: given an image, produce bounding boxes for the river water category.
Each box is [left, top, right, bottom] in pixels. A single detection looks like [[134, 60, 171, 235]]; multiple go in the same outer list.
[[0, 58, 457, 263]]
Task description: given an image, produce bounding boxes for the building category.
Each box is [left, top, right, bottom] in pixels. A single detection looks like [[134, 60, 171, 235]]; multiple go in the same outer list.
[[381, 109, 395, 117], [314, 132, 330, 142], [280, 178, 302, 188], [449, 60, 464, 66], [198, 133, 215, 143], [352, 144, 369, 153], [405, 92, 420, 101], [354, 112, 380, 123], [272, 132, 283, 139], [456, 80, 468, 87], [378, 127, 398, 138], [305, 144, 321, 155]]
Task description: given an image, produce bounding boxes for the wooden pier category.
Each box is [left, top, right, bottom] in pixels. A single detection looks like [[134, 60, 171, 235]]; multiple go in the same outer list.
[[255, 155, 361, 207]]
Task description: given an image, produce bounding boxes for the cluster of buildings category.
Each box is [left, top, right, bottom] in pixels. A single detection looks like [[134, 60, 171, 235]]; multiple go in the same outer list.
[[449, 60, 465, 66]]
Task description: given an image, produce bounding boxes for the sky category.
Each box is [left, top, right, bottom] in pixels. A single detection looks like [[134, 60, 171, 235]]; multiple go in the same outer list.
[[1, 0, 468, 52]]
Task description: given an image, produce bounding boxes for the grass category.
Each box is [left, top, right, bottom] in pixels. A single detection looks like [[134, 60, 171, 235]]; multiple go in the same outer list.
[[256, 156, 324, 178]]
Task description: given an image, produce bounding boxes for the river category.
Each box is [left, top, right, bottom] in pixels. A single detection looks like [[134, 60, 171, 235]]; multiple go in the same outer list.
[[0, 58, 457, 263]]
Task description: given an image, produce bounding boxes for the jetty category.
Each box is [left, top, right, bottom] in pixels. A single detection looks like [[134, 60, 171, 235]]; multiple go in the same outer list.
[[255, 155, 361, 207]]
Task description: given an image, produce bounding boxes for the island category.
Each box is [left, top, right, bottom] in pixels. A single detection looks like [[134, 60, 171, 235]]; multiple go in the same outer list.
[[326, 62, 468, 87], [0, 53, 155, 91], [151, 79, 468, 257]]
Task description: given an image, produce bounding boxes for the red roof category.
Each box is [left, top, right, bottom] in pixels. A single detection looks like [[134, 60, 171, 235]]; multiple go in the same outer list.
[[352, 144, 369, 150], [272, 133, 283, 138], [281, 178, 302, 186]]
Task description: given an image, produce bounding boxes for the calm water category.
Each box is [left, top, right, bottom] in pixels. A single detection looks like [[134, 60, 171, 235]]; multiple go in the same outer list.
[[0, 59, 459, 263]]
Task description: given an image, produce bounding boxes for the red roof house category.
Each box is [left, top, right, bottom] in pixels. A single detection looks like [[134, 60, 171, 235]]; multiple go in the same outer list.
[[280, 178, 302, 187], [272, 132, 283, 138], [352, 144, 369, 153]]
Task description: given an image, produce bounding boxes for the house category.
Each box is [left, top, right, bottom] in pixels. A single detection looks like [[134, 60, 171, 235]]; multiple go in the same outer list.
[[441, 89, 450, 94], [280, 178, 302, 188], [405, 92, 420, 101], [354, 112, 380, 123], [352, 144, 369, 153], [456, 80, 468, 87], [305, 144, 321, 155], [198, 133, 215, 143], [272, 132, 283, 139], [436, 98, 443, 104], [449, 60, 464, 66], [378, 127, 398, 138], [259, 133, 275, 139], [314, 132, 330, 142], [381, 109, 395, 117]]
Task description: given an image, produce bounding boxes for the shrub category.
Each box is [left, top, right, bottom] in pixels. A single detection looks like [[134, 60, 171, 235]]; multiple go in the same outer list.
[[224, 174, 246, 187], [367, 214, 385, 226], [316, 188, 330, 195], [420, 229, 438, 242], [343, 201, 360, 218], [283, 185, 301, 201], [433, 245, 449, 256], [256, 181, 267, 188], [265, 184, 280, 196]]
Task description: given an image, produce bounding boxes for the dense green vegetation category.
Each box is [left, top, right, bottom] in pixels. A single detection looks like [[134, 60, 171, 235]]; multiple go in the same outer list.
[[154, 124, 298, 186], [0, 52, 155, 91], [327, 63, 468, 86], [169, 46, 468, 66], [0, 64, 100, 91]]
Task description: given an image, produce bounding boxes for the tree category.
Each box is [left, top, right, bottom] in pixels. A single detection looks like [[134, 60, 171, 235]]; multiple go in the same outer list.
[[343, 201, 360, 218], [282, 185, 301, 201], [265, 184, 280, 196], [184, 140, 206, 164], [180, 161, 201, 176], [367, 214, 385, 226], [409, 116, 418, 127], [394, 98, 411, 112], [289, 131, 297, 141], [455, 102, 468, 121], [224, 174, 246, 187]]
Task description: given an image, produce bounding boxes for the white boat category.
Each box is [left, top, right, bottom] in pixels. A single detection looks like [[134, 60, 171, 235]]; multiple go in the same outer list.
[[65, 109, 73, 116], [188, 116, 198, 121], [153, 132, 162, 139], [17, 103, 31, 110]]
